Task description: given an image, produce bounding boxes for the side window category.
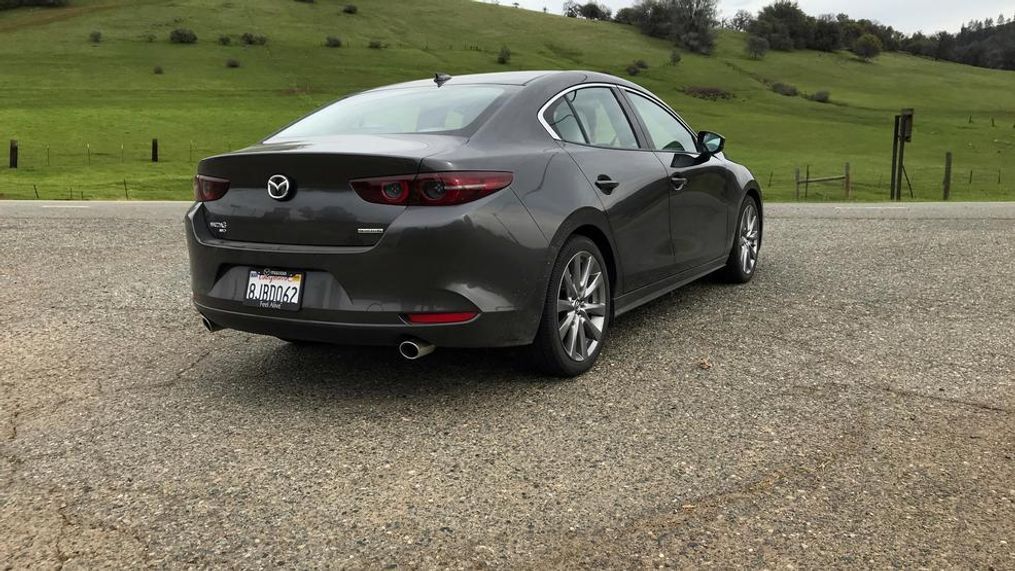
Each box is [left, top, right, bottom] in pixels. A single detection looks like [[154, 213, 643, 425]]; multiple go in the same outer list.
[[627, 92, 698, 153], [544, 95, 587, 144], [542, 87, 639, 149], [568, 88, 639, 149]]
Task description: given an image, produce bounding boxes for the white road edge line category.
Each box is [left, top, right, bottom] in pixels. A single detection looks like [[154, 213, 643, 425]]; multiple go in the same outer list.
[[40, 205, 90, 209]]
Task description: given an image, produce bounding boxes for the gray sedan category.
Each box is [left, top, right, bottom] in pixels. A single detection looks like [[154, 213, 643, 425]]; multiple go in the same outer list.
[[186, 70, 763, 376]]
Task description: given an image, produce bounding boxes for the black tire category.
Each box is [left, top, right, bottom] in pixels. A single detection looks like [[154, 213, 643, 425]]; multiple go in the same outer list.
[[528, 236, 611, 377], [721, 195, 761, 283]]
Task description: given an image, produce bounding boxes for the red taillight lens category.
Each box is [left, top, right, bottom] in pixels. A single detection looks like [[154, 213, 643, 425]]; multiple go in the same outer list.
[[194, 174, 230, 202], [405, 312, 478, 324], [351, 171, 513, 206]]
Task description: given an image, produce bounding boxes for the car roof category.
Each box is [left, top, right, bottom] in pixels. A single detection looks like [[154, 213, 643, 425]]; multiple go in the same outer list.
[[369, 70, 641, 91]]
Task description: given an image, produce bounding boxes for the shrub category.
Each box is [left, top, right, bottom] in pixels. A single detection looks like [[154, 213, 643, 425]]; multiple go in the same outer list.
[[368, 39, 384, 49], [153, 65, 164, 75], [225, 58, 241, 68], [169, 28, 197, 44], [808, 90, 830, 103], [241, 32, 268, 46], [625, 63, 640, 76], [852, 33, 883, 61], [497, 45, 511, 64], [745, 35, 769, 59], [325, 36, 342, 48], [683, 86, 733, 101], [771, 82, 798, 97], [89, 30, 102, 43], [218, 35, 231, 45], [142, 33, 156, 43], [634, 59, 648, 69], [669, 49, 682, 65], [342, 4, 357, 14]]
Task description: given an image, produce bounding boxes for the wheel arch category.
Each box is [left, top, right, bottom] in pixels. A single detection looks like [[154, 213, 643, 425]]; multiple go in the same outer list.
[[544, 208, 623, 301]]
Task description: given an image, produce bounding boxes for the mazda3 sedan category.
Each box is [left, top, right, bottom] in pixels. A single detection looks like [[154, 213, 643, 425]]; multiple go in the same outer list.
[[186, 70, 762, 376]]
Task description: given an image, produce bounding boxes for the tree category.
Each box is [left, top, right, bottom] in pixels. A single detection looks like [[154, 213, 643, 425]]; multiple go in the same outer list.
[[745, 35, 769, 59], [563, 0, 579, 17], [669, 0, 720, 55], [749, 1, 813, 50], [614, 6, 637, 24], [670, 48, 682, 64], [577, 2, 611, 21], [811, 15, 842, 51], [730, 9, 753, 32], [852, 33, 883, 61]]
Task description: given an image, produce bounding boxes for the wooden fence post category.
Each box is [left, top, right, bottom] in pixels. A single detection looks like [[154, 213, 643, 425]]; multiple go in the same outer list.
[[9, 139, 17, 169], [943, 152, 952, 201], [795, 168, 800, 199], [844, 162, 851, 198], [804, 164, 810, 198], [151, 138, 159, 163], [968, 169, 973, 184]]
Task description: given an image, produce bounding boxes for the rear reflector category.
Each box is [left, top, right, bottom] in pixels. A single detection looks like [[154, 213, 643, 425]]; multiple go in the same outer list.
[[405, 312, 478, 324], [194, 174, 230, 202], [351, 171, 513, 206]]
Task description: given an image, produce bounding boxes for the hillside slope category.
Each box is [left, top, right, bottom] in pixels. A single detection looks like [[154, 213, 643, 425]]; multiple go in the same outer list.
[[0, 0, 1013, 201]]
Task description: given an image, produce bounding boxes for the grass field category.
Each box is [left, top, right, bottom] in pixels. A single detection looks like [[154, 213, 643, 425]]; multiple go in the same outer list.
[[0, 0, 1013, 201]]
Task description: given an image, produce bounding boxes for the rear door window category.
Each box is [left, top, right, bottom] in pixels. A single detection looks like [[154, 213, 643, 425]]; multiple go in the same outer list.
[[543, 87, 639, 150]]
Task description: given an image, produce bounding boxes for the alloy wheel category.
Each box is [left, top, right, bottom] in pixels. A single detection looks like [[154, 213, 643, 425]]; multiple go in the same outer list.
[[556, 251, 607, 362], [740, 202, 760, 275]]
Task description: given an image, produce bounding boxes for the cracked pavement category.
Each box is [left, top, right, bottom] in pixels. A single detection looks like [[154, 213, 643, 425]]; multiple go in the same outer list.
[[0, 201, 1013, 568]]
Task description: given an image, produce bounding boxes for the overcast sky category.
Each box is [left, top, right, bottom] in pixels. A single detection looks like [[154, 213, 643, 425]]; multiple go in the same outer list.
[[493, 1, 1015, 34]]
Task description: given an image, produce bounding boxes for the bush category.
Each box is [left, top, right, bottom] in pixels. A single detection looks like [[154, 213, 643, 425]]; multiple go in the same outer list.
[[368, 40, 384, 49], [634, 59, 648, 69], [240, 32, 268, 46], [218, 35, 231, 45], [683, 86, 733, 101], [342, 4, 357, 14], [89, 30, 102, 43], [625, 63, 640, 76], [169, 28, 197, 44], [771, 82, 799, 97], [808, 90, 830, 103], [153, 65, 164, 75], [325, 36, 342, 48], [745, 35, 769, 59], [226, 58, 241, 68], [669, 49, 682, 65], [853, 33, 883, 61], [496, 45, 511, 64], [142, 33, 156, 43]]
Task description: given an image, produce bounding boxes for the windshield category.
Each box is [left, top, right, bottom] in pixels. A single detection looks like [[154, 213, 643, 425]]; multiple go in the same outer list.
[[271, 86, 514, 138]]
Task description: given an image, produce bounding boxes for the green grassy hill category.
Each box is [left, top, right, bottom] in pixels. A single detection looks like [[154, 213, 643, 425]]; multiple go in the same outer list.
[[1, 0, 1013, 201]]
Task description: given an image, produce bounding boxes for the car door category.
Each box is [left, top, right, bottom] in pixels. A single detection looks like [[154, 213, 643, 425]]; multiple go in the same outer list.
[[543, 86, 675, 291], [621, 89, 730, 272]]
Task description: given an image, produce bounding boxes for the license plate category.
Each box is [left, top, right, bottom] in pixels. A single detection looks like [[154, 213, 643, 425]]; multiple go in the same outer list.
[[244, 269, 304, 311]]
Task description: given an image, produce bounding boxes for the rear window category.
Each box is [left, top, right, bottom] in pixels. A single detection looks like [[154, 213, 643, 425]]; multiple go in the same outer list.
[[271, 86, 513, 138]]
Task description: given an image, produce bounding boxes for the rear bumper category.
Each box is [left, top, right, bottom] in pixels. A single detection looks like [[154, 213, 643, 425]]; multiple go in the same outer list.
[[195, 301, 530, 347], [185, 194, 550, 348]]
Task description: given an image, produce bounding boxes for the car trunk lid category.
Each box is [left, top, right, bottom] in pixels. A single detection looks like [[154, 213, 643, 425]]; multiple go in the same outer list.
[[197, 134, 466, 247]]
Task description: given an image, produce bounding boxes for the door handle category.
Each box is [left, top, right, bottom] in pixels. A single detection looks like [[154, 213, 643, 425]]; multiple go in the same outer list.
[[670, 174, 688, 191], [594, 175, 619, 194]]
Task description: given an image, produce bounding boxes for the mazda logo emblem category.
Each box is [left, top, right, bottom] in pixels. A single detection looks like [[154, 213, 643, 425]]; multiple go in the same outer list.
[[267, 174, 292, 200]]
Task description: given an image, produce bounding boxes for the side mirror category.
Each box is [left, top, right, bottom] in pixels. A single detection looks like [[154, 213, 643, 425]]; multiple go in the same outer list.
[[698, 131, 725, 155]]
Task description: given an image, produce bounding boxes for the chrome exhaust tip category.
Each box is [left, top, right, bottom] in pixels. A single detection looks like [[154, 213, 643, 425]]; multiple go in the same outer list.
[[201, 316, 223, 333], [399, 338, 435, 360]]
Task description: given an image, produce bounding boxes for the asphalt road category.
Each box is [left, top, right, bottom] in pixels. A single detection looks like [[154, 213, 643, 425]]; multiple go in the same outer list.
[[1, 201, 1013, 568]]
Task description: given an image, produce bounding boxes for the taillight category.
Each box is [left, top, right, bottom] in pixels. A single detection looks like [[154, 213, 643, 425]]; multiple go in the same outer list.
[[351, 171, 513, 206], [194, 174, 230, 202]]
